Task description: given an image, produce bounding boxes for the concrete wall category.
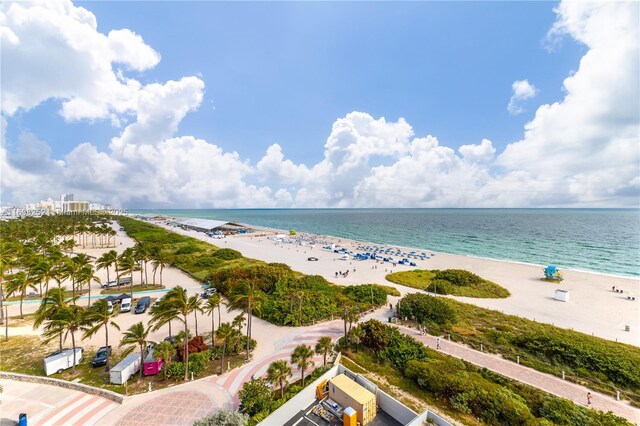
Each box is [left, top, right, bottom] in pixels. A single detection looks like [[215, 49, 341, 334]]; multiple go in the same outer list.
[[406, 410, 453, 426], [0, 371, 124, 403], [258, 365, 340, 426]]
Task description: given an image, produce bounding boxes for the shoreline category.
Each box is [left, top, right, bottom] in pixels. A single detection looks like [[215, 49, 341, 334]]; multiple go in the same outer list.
[[143, 215, 640, 346], [138, 213, 640, 279]]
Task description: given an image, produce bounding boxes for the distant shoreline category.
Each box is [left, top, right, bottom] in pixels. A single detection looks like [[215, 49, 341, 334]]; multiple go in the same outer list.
[[132, 211, 640, 280]]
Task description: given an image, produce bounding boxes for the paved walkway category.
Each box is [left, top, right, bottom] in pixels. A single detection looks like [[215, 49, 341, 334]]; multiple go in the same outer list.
[[381, 316, 640, 424], [100, 320, 345, 425]]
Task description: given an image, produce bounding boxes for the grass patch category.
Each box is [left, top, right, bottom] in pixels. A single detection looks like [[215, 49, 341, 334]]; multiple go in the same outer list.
[[386, 269, 510, 298], [376, 284, 402, 297], [100, 284, 165, 295]]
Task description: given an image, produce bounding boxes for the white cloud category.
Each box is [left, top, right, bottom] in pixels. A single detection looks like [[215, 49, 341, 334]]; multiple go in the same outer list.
[[507, 80, 539, 115], [1, 0, 638, 209], [0, 0, 159, 122]]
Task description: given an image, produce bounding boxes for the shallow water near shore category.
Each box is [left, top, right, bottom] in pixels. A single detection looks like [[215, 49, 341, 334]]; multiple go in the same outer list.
[[130, 208, 640, 278]]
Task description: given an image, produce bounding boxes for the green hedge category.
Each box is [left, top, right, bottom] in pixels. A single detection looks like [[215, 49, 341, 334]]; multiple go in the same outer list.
[[386, 268, 510, 298], [396, 293, 457, 325]]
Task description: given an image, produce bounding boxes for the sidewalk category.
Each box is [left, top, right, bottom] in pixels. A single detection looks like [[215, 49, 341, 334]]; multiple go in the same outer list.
[[391, 321, 640, 424]]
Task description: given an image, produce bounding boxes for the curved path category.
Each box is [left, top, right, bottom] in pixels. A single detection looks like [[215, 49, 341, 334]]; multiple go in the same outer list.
[[365, 308, 640, 424], [103, 320, 344, 425]]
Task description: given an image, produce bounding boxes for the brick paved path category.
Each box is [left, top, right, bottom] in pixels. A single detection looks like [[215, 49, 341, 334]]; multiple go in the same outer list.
[[108, 320, 344, 425], [391, 322, 640, 424]]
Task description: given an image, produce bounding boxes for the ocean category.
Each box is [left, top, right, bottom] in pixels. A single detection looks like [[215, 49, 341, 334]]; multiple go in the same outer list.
[[129, 209, 640, 278]]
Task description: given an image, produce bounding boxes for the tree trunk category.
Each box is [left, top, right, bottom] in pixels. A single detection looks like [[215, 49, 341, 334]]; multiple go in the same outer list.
[[19, 290, 24, 319], [105, 323, 110, 372], [194, 311, 199, 337], [211, 311, 216, 346], [280, 378, 284, 399], [183, 315, 189, 381], [139, 345, 145, 380], [130, 272, 134, 300], [220, 342, 226, 373], [71, 331, 77, 373], [246, 302, 251, 360]]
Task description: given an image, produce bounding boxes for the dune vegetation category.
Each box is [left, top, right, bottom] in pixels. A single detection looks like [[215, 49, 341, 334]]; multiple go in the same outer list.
[[386, 268, 510, 298]]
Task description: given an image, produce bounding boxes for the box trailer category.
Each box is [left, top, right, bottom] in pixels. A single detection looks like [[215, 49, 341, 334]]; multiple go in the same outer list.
[[110, 354, 141, 384], [329, 374, 377, 426], [44, 347, 83, 376], [143, 347, 163, 376]]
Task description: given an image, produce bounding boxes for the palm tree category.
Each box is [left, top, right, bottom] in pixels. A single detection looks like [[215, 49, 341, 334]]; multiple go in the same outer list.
[[5, 272, 36, 319], [132, 243, 149, 285], [216, 322, 234, 374], [228, 279, 267, 360], [315, 336, 333, 367], [96, 250, 117, 286], [82, 299, 121, 371], [34, 287, 76, 350], [203, 293, 221, 345], [30, 258, 61, 296], [340, 305, 359, 347], [267, 359, 292, 399], [154, 286, 197, 381], [291, 344, 315, 387], [77, 264, 100, 307], [118, 251, 136, 300], [152, 252, 170, 285], [153, 340, 176, 380], [119, 322, 150, 380], [43, 305, 88, 373], [350, 326, 365, 353], [189, 295, 203, 337], [0, 242, 17, 325]]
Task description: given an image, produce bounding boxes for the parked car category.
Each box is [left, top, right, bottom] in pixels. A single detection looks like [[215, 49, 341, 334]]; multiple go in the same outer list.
[[92, 346, 112, 368], [120, 297, 132, 313], [201, 288, 217, 299], [134, 296, 151, 314], [164, 335, 178, 345], [307, 257, 319, 261]]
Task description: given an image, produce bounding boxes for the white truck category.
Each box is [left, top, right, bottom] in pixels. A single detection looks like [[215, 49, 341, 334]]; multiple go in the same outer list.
[[101, 277, 132, 289], [109, 353, 141, 384], [44, 347, 83, 376], [120, 297, 132, 313]]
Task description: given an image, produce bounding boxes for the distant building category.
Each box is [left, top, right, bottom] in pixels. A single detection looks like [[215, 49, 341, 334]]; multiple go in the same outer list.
[[173, 218, 251, 234], [61, 193, 74, 202], [64, 201, 89, 213]]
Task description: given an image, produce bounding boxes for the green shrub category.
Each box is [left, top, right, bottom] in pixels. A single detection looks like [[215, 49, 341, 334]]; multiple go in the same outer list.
[[238, 378, 274, 417], [166, 361, 185, 381], [343, 284, 388, 306], [193, 410, 249, 426], [175, 244, 203, 255], [188, 351, 209, 376], [397, 293, 457, 325], [213, 248, 242, 260]]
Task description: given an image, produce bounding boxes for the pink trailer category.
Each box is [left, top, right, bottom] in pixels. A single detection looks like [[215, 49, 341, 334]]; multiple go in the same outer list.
[[143, 347, 163, 376]]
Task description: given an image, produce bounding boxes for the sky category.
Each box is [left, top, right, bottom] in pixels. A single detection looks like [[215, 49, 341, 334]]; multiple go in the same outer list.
[[1, 1, 638, 208]]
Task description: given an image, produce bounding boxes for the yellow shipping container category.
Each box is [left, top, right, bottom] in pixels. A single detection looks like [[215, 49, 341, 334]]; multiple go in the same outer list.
[[329, 374, 377, 425]]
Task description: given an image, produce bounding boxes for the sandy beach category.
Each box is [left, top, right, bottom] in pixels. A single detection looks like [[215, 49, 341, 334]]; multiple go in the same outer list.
[[155, 221, 640, 347]]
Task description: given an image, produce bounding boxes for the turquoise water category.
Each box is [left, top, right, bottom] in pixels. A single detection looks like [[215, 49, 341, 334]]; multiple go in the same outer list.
[[129, 209, 640, 278]]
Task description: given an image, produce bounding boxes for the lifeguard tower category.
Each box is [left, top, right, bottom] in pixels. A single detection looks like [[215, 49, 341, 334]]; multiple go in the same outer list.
[[544, 265, 563, 282]]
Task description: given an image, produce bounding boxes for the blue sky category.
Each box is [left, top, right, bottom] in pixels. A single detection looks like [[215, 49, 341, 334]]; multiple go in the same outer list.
[[1, 1, 638, 208]]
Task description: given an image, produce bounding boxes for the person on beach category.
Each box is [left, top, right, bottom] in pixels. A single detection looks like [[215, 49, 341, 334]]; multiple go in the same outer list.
[[587, 392, 592, 407], [436, 338, 441, 350]]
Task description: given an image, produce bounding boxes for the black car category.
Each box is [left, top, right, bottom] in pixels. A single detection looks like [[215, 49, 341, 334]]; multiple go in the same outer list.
[[92, 346, 112, 367], [135, 296, 151, 314], [307, 257, 319, 261]]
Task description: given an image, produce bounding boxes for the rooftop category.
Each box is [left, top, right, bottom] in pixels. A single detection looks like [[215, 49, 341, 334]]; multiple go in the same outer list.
[[175, 218, 229, 230], [283, 400, 402, 426]]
